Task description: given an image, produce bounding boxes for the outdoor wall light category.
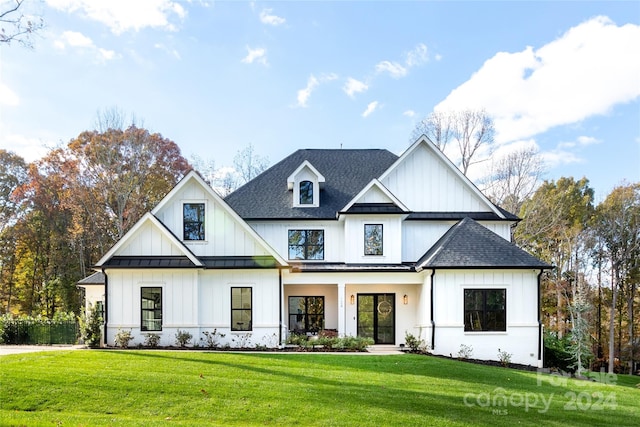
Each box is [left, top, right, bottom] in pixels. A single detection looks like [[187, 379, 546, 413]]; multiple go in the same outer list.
[[403, 294, 408, 305], [350, 294, 355, 305]]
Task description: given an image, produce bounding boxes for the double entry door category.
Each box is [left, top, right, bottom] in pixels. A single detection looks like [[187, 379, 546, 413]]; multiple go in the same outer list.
[[357, 294, 395, 344]]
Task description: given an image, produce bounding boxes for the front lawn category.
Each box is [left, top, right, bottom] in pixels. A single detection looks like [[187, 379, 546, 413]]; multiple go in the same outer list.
[[1, 350, 638, 426]]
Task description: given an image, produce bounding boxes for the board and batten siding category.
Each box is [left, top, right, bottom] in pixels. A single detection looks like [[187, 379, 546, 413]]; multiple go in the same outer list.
[[429, 269, 540, 366], [249, 221, 345, 262], [106, 268, 281, 348], [381, 143, 488, 212], [154, 180, 271, 257]]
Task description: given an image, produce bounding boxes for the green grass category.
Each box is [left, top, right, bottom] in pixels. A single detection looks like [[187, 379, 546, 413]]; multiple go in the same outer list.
[[1, 350, 639, 426]]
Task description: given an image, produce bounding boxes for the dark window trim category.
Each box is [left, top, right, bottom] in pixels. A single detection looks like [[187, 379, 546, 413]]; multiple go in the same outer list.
[[183, 202, 205, 241], [141, 287, 162, 331], [231, 287, 252, 331], [288, 296, 325, 333], [364, 223, 383, 256], [299, 180, 314, 205], [288, 229, 325, 260], [464, 288, 506, 332]]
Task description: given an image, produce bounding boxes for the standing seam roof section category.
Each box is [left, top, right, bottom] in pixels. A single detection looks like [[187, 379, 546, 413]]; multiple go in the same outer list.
[[224, 149, 399, 219]]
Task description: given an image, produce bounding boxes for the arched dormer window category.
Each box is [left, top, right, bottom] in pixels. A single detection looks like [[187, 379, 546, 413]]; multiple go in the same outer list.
[[300, 181, 313, 205]]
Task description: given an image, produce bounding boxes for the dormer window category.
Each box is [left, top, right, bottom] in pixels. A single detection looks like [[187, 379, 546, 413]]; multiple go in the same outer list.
[[299, 181, 313, 205], [287, 160, 325, 208]]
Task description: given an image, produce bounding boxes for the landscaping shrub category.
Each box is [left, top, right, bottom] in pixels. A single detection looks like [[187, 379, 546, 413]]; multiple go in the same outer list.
[[175, 329, 193, 347], [544, 330, 573, 372], [144, 333, 161, 348], [80, 304, 102, 348], [114, 329, 134, 348]]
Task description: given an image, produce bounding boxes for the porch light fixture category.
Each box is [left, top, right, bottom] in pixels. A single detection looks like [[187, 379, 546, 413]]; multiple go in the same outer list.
[[350, 294, 355, 305], [403, 294, 408, 305]]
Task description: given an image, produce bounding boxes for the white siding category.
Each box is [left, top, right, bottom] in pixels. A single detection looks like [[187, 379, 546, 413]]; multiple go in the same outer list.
[[106, 268, 281, 348], [344, 215, 403, 264], [381, 143, 489, 212], [250, 221, 345, 262], [423, 269, 540, 366]]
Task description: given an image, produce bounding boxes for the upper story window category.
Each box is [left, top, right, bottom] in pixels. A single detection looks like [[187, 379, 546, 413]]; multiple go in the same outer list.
[[288, 230, 324, 260], [287, 161, 325, 208], [364, 224, 383, 256], [299, 181, 313, 205], [464, 289, 506, 332], [183, 203, 205, 241]]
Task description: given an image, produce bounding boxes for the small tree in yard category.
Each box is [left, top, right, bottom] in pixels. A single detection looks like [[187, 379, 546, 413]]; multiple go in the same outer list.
[[80, 304, 102, 348], [567, 286, 594, 376]]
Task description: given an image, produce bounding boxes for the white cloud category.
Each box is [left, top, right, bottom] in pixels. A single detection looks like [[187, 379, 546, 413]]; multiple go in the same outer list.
[[295, 73, 338, 107], [53, 30, 116, 63], [405, 43, 428, 67], [362, 101, 379, 118], [0, 132, 52, 162], [375, 60, 407, 79], [46, 0, 186, 34], [242, 46, 267, 65], [0, 84, 20, 106], [576, 135, 601, 146], [343, 78, 368, 98], [403, 110, 416, 118], [435, 16, 640, 144], [260, 8, 285, 26], [154, 43, 181, 60], [296, 75, 319, 108]]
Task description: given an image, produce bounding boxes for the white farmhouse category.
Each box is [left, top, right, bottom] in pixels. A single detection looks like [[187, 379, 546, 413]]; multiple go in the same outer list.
[[78, 136, 550, 366]]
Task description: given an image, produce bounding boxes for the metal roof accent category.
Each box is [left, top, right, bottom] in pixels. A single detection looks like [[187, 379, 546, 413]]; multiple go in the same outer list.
[[200, 256, 281, 269], [290, 262, 415, 273], [101, 256, 197, 268]]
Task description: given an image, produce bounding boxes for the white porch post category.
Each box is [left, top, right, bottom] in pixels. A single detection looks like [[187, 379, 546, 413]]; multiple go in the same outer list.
[[337, 282, 346, 336]]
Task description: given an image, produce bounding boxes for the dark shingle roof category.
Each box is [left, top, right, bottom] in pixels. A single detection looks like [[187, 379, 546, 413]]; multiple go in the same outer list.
[[77, 271, 106, 285], [417, 217, 551, 269], [225, 149, 399, 219]]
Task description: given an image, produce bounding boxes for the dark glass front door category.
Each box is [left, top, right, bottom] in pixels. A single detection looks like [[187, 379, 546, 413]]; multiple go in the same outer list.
[[357, 294, 395, 344]]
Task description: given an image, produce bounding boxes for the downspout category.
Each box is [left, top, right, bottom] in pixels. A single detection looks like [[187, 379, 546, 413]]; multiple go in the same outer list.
[[537, 269, 543, 365], [278, 268, 283, 347], [430, 269, 436, 351], [102, 268, 108, 348]]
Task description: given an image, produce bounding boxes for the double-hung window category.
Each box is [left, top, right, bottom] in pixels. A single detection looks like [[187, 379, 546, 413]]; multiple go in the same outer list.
[[141, 287, 162, 331], [231, 287, 252, 331], [288, 230, 324, 260], [183, 203, 205, 241], [464, 289, 506, 332]]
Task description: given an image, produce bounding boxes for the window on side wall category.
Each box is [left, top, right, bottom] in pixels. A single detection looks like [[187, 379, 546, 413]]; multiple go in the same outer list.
[[231, 287, 252, 331], [141, 287, 162, 331], [183, 203, 205, 241], [464, 289, 506, 332], [288, 296, 325, 333], [288, 230, 324, 260], [299, 181, 313, 205], [364, 224, 383, 256]]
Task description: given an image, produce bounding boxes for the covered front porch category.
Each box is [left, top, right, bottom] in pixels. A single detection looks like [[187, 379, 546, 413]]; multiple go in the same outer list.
[[282, 271, 425, 346]]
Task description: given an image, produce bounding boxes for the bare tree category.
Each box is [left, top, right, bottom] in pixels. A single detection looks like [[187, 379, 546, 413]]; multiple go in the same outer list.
[[411, 109, 495, 175], [233, 143, 269, 186], [482, 145, 546, 214], [0, 0, 44, 48]]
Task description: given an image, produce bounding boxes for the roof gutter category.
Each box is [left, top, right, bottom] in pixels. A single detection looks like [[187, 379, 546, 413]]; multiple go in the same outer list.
[[430, 269, 436, 351], [537, 269, 543, 365]]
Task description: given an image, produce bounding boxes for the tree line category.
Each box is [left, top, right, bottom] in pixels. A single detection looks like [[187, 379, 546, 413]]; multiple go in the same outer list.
[[1, 110, 638, 375]]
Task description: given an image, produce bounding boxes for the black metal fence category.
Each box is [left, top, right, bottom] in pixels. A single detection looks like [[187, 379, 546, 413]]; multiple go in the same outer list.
[[1, 320, 78, 345]]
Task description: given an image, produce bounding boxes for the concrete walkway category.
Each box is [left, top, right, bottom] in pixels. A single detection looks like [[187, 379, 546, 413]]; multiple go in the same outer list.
[[0, 345, 86, 356]]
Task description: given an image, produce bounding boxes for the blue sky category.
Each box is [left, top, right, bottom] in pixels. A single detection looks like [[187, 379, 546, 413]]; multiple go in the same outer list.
[[1, 0, 638, 201]]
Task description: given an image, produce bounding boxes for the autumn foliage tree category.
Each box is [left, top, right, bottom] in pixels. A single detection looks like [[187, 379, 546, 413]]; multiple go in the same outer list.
[[1, 123, 191, 316]]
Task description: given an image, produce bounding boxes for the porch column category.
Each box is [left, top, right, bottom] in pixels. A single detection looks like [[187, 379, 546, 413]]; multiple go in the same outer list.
[[337, 282, 346, 336]]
